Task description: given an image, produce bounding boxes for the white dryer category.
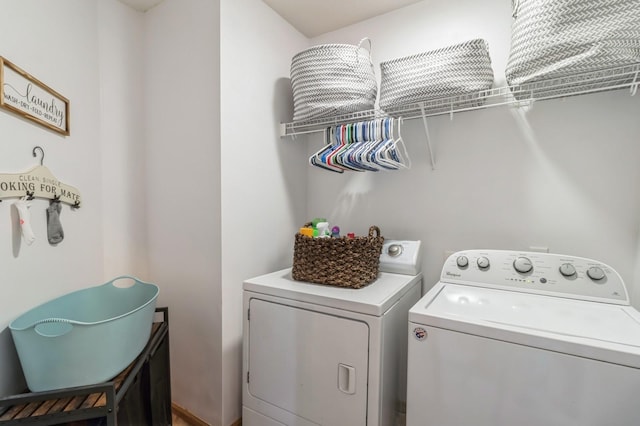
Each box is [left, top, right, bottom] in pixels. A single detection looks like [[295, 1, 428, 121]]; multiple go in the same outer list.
[[242, 259, 421, 426], [407, 249, 640, 426]]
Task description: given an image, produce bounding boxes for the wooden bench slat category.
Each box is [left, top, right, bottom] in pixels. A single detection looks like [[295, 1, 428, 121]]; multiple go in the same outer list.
[[13, 401, 42, 419], [94, 393, 107, 408], [0, 403, 27, 420], [31, 399, 57, 416], [48, 396, 73, 414], [80, 392, 102, 409]]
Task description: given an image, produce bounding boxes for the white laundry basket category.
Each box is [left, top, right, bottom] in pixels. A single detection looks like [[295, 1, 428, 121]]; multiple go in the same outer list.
[[290, 38, 378, 122]]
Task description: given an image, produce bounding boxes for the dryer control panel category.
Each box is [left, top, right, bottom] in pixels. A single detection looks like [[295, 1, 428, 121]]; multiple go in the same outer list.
[[441, 250, 629, 304], [379, 240, 422, 275]]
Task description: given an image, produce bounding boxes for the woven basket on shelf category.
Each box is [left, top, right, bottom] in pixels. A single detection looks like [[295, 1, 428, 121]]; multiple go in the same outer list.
[[292, 225, 384, 289], [379, 39, 494, 113], [505, 0, 640, 97], [290, 39, 378, 122]]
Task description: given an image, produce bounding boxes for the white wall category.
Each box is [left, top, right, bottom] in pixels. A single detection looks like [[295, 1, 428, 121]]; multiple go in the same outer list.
[[219, 0, 308, 423], [144, 0, 223, 423], [0, 1, 308, 423], [98, 0, 148, 279], [0, 0, 104, 396], [3, 1, 638, 424], [306, 0, 640, 306]]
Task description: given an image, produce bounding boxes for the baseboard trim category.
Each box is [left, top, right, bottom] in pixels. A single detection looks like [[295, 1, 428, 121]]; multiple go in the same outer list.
[[171, 402, 210, 426]]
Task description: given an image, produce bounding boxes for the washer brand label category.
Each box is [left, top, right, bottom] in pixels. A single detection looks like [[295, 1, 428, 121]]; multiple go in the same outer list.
[[413, 327, 427, 341], [445, 271, 461, 278]]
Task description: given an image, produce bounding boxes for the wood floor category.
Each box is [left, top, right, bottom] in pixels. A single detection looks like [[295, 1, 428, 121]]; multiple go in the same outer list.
[[171, 403, 217, 426], [172, 411, 196, 426], [172, 411, 242, 425]]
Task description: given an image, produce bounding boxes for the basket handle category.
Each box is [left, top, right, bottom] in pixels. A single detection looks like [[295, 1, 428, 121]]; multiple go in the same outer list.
[[357, 37, 373, 64], [332, 38, 374, 67], [33, 319, 75, 337], [107, 275, 148, 289], [511, 0, 520, 18]]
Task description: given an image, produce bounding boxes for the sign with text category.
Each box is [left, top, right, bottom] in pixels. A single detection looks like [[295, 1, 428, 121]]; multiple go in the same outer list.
[[0, 165, 82, 207], [0, 56, 70, 136]]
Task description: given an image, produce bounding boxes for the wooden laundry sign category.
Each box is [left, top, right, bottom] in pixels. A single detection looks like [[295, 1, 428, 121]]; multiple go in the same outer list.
[[0, 165, 81, 206], [0, 56, 70, 136]]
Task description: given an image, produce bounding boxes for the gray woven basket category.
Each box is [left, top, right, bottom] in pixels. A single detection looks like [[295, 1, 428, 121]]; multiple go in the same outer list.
[[379, 39, 494, 112], [505, 0, 640, 93], [290, 39, 378, 122]]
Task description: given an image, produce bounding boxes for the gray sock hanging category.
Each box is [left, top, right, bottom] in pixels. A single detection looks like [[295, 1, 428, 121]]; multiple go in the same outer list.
[[47, 200, 64, 244]]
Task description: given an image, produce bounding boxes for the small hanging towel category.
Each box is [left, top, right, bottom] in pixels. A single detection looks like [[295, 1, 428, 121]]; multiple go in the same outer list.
[[47, 200, 64, 244], [14, 197, 36, 245]]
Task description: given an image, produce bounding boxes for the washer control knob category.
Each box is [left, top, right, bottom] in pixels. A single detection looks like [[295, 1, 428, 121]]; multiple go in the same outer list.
[[387, 244, 403, 257], [477, 256, 490, 269], [559, 263, 576, 277], [456, 256, 469, 268], [513, 257, 533, 274], [587, 266, 606, 281]]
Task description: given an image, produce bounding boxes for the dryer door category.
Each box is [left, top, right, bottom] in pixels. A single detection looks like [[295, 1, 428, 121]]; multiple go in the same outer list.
[[248, 298, 369, 426]]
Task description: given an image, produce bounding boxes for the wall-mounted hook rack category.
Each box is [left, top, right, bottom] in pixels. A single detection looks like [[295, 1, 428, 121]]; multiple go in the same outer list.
[[33, 146, 45, 166], [0, 147, 82, 207]]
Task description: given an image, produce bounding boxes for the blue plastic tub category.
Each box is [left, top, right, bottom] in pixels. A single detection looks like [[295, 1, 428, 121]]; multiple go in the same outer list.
[[9, 275, 159, 392]]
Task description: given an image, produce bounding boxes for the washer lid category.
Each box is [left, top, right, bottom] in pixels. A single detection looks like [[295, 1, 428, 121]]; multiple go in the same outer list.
[[411, 283, 640, 367], [243, 268, 422, 316]]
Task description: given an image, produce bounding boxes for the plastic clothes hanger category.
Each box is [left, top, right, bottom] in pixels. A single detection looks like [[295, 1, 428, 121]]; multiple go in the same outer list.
[[387, 117, 412, 169], [333, 123, 363, 172], [372, 117, 410, 170], [308, 118, 411, 172], [355, 119, 380, 171], [309, 127, 344, 173], [377, 118, 407, 170], [323, 125, 344, 169], [341, 122, 375, 172], [348, 121, 378, 171], [366, 118, 396, 170], [362, 120, 384, 171]]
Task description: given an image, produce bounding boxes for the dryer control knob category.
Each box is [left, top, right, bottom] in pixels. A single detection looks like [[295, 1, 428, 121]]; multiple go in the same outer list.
[[477, 256, 490, 269], [559, 263, 576, 277], [387, 244, 403, 257], [587, 266, 606, 281], [456, 256, 469, 268], [513, 257, 533, 274]]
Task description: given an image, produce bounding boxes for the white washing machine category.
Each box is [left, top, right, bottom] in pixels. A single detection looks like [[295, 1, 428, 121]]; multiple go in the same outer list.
[[243, 241, 422, 426], [407, 249, 640, 426]]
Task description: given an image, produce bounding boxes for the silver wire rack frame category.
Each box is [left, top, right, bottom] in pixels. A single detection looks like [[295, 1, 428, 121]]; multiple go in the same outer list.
[[280, 62, 640, 137]]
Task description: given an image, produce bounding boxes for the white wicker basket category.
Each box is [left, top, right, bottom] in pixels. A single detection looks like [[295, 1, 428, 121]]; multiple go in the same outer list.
[[379, 39, 494, 113], [505, 0, 640, 94], [290, 39, 377, 122]]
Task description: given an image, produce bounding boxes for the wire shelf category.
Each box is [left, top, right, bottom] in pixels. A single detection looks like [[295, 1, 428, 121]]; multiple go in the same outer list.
[[281, 63, 640, 137]]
